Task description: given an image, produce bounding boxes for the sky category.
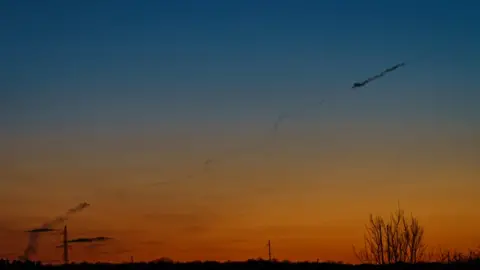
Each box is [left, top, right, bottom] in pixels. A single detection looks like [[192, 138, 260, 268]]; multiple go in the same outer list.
[[1, 0, 480, 264]]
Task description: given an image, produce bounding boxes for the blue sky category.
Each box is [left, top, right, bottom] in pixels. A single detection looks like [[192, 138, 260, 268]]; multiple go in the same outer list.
[[1, 0, 479, 140]]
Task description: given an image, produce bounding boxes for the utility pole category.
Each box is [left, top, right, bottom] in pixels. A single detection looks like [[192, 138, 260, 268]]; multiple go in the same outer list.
[[267, 240, 272, 262], [63, 225, 69, 265]]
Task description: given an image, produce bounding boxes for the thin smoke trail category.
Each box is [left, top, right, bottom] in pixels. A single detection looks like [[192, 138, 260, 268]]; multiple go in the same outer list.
[[272, 113, 289, 133], [21, 202, 90, 260], [157, 97, 331, 182], [147, 60, 406, 187], [200, 99, 327, 171], [271, 99, 326, 136], [148, 58, 414, 188], [146, 79, 352, 186]]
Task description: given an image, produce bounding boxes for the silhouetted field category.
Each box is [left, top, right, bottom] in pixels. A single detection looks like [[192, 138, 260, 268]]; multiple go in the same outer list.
[[2, 259, 480, 270]]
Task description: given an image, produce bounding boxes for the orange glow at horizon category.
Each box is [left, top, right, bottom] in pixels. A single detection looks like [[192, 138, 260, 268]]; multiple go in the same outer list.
[[1, 119, 479, 264]]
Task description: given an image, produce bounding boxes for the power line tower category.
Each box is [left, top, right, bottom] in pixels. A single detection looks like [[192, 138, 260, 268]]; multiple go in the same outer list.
[[63, 225, 69, 265], [267, 240, 272, 262]]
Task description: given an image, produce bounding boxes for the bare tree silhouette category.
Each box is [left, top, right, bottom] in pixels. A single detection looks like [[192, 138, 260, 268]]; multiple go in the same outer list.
[[353, 206, 426, 264], [437, 248, 480, 263]]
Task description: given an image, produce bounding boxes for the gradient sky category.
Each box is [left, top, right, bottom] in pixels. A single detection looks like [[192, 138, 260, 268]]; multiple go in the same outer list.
[[1, 0, 479, 264]]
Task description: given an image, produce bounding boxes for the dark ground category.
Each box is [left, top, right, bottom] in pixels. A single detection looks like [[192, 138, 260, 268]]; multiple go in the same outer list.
[[2, 260, 480, 270]]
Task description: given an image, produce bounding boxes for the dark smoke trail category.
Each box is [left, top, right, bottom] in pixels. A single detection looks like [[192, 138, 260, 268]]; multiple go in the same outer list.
[[21, 202, 90, 260], [25, 228, 57, 233], [67, 236, 112, 243], [56, 236, 112, 248], [352, 62, 406, 89]]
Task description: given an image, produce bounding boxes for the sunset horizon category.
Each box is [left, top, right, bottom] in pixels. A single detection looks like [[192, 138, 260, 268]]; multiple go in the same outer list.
[[1, 0, 479, 265]]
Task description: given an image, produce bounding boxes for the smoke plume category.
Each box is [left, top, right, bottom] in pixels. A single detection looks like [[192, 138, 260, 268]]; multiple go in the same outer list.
[[20, 202, 90, 260]]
